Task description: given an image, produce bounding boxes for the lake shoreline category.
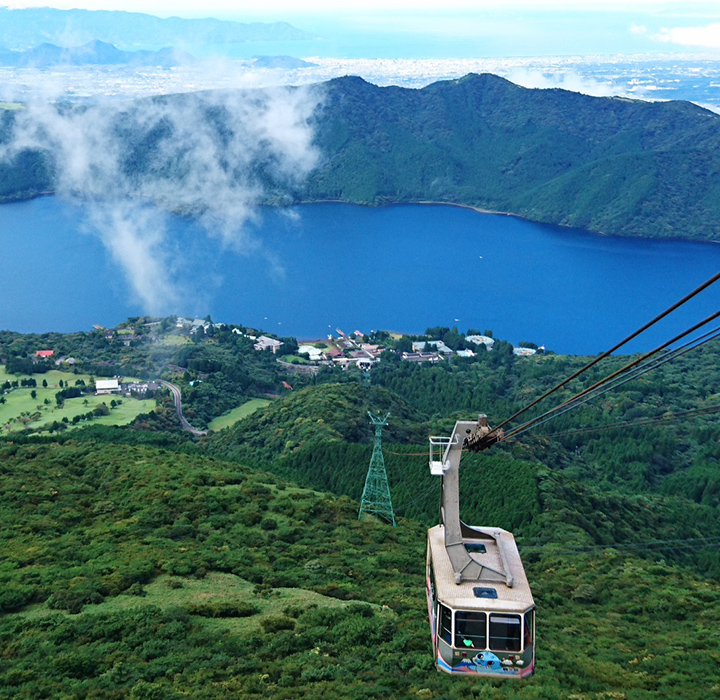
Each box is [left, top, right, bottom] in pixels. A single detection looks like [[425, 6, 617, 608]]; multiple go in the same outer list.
[[3, 197, 720, 353], [4, 192, 717, 245], [295, 198, 720, 245]]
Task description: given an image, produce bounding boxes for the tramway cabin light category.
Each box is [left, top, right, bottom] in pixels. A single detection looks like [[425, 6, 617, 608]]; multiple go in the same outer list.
[[426, 416, 535, 678]]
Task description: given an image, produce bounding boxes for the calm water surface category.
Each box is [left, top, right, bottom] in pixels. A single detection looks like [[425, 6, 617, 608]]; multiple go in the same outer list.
[[2, 197, 720, 355]]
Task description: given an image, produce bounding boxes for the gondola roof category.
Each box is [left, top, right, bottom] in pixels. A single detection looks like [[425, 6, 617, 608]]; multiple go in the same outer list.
[[428, 525, 535, 612]]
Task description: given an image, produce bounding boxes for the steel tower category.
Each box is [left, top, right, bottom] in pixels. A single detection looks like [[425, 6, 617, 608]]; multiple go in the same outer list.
[[358, 411, 397, 527]]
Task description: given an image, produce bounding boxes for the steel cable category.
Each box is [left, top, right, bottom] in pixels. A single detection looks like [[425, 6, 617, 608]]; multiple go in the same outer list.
[[484, 270, 720, 443]]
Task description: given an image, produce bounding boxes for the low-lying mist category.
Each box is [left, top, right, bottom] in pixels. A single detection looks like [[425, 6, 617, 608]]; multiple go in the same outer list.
[[1, 85, 323, 314]]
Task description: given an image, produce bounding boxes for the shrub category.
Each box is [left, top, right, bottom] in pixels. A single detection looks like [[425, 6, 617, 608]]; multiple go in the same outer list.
[[260, 615, 296, 633], [184, 601, 260, 618]]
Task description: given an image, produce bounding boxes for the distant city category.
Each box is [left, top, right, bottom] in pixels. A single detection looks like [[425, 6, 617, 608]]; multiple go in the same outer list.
[[1, 52, 719, 113]]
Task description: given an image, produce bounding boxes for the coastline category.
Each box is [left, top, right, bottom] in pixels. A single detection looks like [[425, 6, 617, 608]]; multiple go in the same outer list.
[[3, 191, 718, 245]]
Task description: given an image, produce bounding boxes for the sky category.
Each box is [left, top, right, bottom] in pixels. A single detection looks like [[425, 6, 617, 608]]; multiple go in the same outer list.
[[4, 0, 720, 57]]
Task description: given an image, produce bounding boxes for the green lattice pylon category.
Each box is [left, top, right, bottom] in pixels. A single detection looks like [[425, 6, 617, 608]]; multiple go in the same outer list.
[[358, 411, 397, 527]]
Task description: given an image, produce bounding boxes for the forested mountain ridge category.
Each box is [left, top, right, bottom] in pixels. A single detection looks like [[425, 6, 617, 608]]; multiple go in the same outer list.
[[2, 73, 720, 240], [304, 74, 720, 240]]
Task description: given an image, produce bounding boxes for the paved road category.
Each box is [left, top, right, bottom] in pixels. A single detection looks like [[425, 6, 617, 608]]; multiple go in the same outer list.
[[159, 380, 207, 436]]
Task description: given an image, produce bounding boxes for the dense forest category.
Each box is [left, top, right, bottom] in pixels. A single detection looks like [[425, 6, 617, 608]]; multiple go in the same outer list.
[[2, 74, 720, 240], [2, 317, 720, 697]]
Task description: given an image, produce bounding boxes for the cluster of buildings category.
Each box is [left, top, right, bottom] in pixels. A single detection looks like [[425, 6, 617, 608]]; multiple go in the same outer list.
[[279, 328, 540, 372], [398, 334, 539, 363], [175, 317, 225, 334], [95, 379, 161, 396], [31, 318, 541, 383]]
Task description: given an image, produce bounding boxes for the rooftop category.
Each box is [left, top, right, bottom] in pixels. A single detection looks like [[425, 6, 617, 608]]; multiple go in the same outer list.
[[428, 525, 534, 612]]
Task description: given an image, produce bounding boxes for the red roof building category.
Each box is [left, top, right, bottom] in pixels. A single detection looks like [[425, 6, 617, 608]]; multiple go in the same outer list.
[[35, 350, 54, 358]]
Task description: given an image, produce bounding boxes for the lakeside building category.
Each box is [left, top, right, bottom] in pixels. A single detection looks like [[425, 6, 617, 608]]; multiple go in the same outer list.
[[401, 351, 443, 363], [361, 344, 382, 357], [254, 336, 284, 353], [466, 335, 495, 349], [513, 347, 537, 356], [298, 345, 324, 361], [412, 340, 453, 354]]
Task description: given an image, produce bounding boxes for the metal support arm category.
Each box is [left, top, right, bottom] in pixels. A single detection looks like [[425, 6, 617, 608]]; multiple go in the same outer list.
[[430, 415, 513, 586]]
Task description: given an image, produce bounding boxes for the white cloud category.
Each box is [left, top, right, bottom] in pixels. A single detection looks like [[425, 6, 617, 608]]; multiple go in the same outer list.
[[504, 68, 618, 97], [654, 23, 720, 48], [0, 86, 322, 313]]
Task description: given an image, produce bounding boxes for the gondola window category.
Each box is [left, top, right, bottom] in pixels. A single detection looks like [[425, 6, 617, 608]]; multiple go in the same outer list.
[[489, 614, 522, 652], [524, 610, 534, 648], [454, 611, 487, 649], [439, 603, 453, 644]]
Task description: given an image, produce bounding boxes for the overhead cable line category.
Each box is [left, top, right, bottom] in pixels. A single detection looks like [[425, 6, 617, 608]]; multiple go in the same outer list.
[[518, 535, 720, 555], [503, 310, 720, 440], [394, 481, 440, 516], [545, 402, 720, 439], [486, 270, 720, 441], [503, 320, 720, 442]]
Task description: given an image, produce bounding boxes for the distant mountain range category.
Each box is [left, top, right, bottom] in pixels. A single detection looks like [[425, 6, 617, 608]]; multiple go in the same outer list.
[[0, 7, 312, 50], [0, 40, 194, 68], [2, 73, 719, 241]]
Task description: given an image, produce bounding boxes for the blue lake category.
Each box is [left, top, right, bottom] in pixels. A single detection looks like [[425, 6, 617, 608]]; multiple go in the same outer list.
[[1, 197, 720, 355]]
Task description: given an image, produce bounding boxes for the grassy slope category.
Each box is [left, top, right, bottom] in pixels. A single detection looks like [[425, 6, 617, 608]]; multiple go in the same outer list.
[[208, 398, 271, 432], [16, 571, 352, 633], [210, 382, 428, 462], [2, 439, 720, 698]]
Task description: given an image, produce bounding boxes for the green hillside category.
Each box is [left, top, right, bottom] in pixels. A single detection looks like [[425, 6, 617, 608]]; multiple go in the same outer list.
[[3, 320, 720, 697], [3, 437, 720, 698], [305, 74, 720, 240], [3, 74, 720, 240]]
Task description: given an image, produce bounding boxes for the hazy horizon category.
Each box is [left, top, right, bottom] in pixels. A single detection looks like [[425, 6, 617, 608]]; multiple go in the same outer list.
[[2, 2, 720, 58]]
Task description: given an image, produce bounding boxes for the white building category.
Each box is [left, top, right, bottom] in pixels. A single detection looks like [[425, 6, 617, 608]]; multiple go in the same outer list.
[[254, 336, 284, 353], [466, 335, 495, 349], [96, 379, 120, 394], [412, 340, 453, 354], [298, 345, 324, 361]]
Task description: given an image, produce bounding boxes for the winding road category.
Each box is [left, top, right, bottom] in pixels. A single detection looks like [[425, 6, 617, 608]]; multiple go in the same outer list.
[[159, 380, 207, 436]]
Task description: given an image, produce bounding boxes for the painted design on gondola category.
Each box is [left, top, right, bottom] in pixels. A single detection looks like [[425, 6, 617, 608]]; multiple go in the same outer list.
[[436, 650, 531, 676], [471, 651, 503, 671]]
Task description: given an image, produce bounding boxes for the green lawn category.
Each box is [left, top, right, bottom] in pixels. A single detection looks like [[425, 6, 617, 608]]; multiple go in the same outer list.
[[280, 355, 309, 364], [159, 334, 191, 346], [208, 398, 271, 431], [0, 366, 153, 434], [0, 366, 140, 388]]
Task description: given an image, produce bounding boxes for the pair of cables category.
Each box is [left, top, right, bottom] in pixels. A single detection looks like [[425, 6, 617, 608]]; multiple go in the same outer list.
[[505, 318, 720, 442], [518, 535, 720, 556], [474, 270, 720, 447]]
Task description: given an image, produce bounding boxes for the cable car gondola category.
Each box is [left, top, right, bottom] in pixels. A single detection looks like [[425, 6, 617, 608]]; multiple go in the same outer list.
[[426, 416, 535, 677]]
